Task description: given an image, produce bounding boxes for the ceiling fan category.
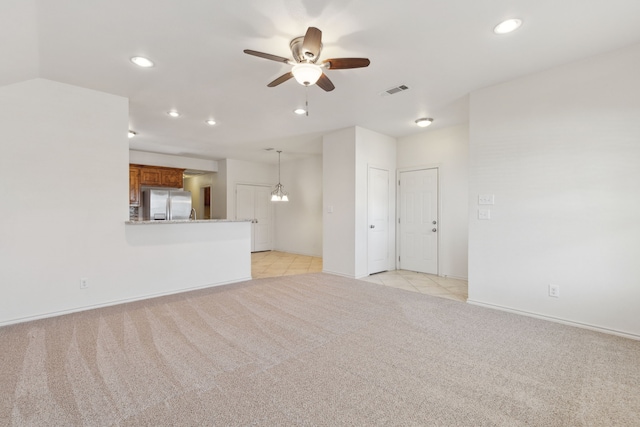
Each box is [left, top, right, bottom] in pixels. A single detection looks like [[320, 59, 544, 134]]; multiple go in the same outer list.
[[243, 27, 370, 92]]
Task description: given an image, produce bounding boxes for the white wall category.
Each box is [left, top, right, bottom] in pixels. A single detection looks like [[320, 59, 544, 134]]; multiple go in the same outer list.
[[354, 127, 397, 278], [216, 156, 323, 256], [468, 44, 640, 338], [274, 154, 323, 257], [129, 150, 218, 172], [323, 128, 357, 276], [323, 127, 397, 278], [397, 124, 469, 279], [0, 79, 251, 326], [0, 0, 39, 86]]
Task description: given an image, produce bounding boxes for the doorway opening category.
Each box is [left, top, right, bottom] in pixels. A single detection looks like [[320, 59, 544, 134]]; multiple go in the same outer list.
[[201, 186, 211, 219]]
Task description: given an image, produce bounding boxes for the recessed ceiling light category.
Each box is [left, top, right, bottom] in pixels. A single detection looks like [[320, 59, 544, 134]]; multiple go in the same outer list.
[[130, 56, 154, 67], [128, 130, 137, 138], [415, 118, 434, 128], [205, 119, 216, 126], [293, 108, 307, 115], [494, 19, 522, 35], [167, 110, 180, 118]]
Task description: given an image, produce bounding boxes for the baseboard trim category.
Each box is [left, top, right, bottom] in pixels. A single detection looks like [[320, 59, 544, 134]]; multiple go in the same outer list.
[[444, 274, 468, 281], [272, 248, 322, 258], [467, 299, 640, 341], [321, 269, 357, 279], [0, 276, 253, 328]]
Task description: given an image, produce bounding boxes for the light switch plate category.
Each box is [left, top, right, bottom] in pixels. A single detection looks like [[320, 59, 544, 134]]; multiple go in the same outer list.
[[478, 194, 495, 205], [478, 209, 491, 220]]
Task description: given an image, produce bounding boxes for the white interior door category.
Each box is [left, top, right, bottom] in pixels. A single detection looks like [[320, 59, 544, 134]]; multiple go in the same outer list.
[[399, 168, 438, 274], [368, 167, 389, 274], [236, 184, 272, 252]]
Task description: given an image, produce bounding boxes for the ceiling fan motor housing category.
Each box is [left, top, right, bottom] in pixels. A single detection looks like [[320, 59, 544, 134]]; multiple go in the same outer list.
[[290, 36, 322, 63]]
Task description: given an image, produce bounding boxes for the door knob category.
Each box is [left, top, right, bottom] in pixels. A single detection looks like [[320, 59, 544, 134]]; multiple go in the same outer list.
[[432, 228, 437, 232], [370, 225, 375, 229], [432, 221, 437, 225], [255, 219, 258, 223]]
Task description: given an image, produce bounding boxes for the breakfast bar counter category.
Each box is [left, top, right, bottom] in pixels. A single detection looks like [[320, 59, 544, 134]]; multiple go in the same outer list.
[[125, 219, 251, 225], [123, 219, 252, 298]]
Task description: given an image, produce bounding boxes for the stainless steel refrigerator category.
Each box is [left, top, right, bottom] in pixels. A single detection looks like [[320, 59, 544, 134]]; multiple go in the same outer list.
[[141, 189, 192, 220]]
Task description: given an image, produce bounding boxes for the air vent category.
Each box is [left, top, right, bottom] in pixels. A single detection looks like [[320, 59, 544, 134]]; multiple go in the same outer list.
[[381, 84, 409, 96]]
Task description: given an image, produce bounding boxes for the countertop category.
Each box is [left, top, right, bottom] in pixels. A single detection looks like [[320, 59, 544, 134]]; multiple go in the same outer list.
[[125, 219, 252, 225]]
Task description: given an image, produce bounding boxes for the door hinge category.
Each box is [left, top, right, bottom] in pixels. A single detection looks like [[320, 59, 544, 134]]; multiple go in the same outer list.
[[398, 180, 401, 186], [398, 256, 401, 262], [398, 218, 400, 224]]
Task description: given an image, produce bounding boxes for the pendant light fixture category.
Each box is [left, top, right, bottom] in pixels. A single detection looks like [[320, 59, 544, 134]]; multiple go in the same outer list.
[[271, 150, 289, 202]]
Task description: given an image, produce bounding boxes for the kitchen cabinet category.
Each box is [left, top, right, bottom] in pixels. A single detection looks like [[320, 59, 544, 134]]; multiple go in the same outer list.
[[129, 164, 185, 206], [140, 167, 162, 186], [137, 165, 184, 188], [129, 165, 141, 205], [160, 168, 183, 187]]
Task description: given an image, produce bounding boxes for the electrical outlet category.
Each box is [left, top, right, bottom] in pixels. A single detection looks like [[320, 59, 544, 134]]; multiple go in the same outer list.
[[549, 284, 559, 298], [80, 278, 89, 289], [478, 209, 491, 220]]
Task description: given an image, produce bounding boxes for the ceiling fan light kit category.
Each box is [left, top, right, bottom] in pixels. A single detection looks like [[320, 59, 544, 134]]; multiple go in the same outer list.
[[292, 63, 323, 86]]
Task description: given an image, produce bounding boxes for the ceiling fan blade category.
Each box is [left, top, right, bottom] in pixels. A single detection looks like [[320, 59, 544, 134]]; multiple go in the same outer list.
[[323, 58, 371, 69], [302, 27, 322, 60], [316, 73, 335, 92], [243, 49, 291, 64], [267, 72, 294, 87]]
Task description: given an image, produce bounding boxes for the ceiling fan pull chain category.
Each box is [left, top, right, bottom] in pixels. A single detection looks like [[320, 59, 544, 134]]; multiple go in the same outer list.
[[305, 86, 309, 117]]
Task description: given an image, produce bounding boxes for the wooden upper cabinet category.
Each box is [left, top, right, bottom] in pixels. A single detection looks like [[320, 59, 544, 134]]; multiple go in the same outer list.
[[160, 168, 183, 188], [130, 164, 185, 205], [129, 165, 142, 206], [140, 167, 162, 186], [138, 166, 184, 188]]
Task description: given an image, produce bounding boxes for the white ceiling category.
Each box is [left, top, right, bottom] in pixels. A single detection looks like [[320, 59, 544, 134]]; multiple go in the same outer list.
[[3, 0, 640, 163]]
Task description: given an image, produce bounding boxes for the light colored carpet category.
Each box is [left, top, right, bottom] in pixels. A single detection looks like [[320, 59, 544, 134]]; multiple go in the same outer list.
[[1, 273, 639, 426]]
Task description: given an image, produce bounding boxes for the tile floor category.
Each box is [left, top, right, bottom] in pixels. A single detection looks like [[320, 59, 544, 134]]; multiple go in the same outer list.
[[251, 251, 323, 279], [359, 269, 468, 302], [251, 251, 468, 302]]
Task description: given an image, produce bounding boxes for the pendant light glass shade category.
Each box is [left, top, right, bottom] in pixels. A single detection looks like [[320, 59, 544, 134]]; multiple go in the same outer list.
[[271, 151, 289, 202]]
